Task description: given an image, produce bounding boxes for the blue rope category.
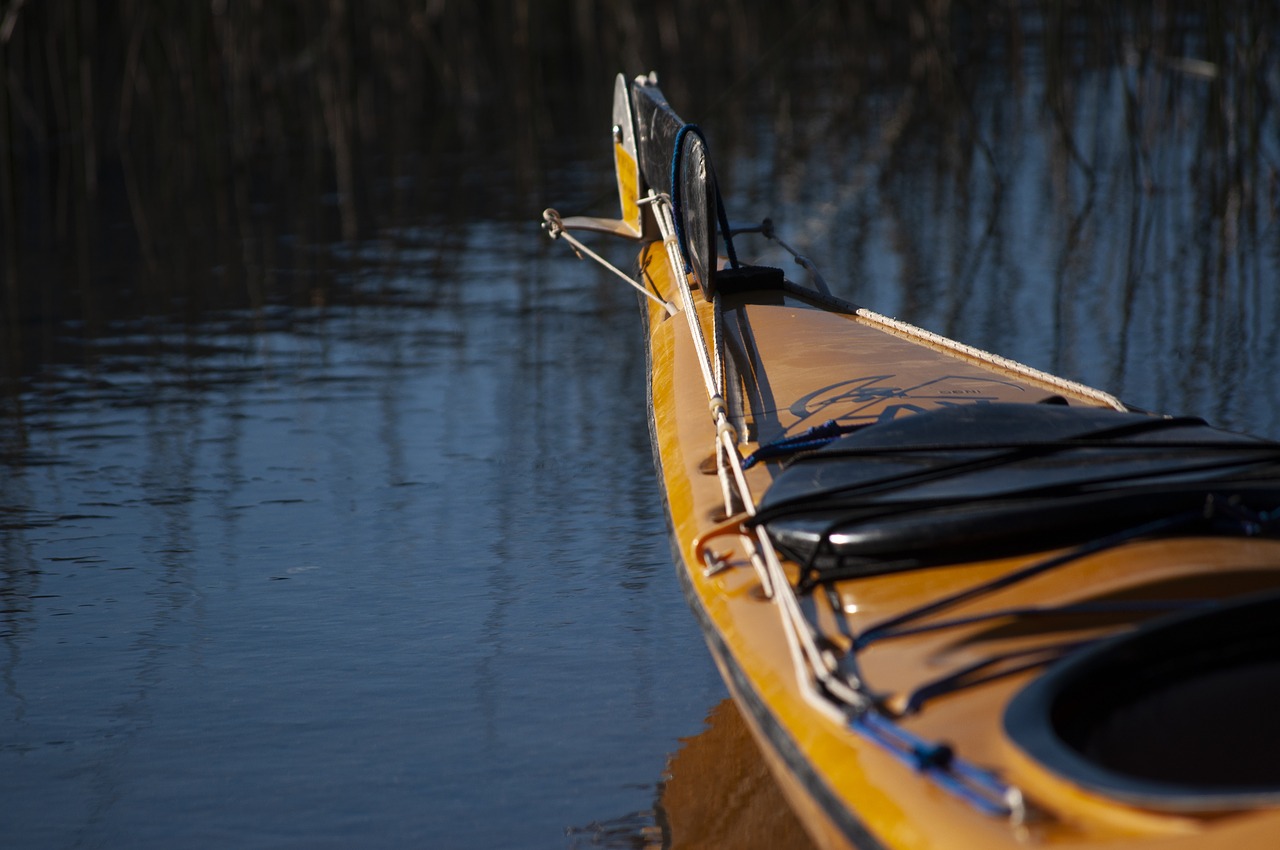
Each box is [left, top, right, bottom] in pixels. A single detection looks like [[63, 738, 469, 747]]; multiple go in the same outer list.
[[742, 419, 868, 469], [669, 123, 741, 277], [852, 711, 1012, 817]]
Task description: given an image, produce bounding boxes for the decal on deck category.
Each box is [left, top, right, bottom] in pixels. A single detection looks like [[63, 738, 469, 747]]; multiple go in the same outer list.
[[788, 374, 1030, 428]]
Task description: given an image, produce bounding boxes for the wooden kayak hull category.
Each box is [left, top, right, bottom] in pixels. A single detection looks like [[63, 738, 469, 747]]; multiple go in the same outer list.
[[548, 73, 1280, 850], [639, 238, 1280, 849]]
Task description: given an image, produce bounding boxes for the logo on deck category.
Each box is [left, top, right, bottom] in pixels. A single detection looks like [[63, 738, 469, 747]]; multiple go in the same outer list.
[[788, 374, 1027, 427]]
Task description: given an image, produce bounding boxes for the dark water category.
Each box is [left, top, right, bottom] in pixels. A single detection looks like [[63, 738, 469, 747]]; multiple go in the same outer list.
[[3, 4, 1279, 848], [2, 233, 724, 848]]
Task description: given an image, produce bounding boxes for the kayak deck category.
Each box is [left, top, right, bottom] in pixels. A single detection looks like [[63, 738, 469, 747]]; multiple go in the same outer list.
[[640, 239, 1280, 849]]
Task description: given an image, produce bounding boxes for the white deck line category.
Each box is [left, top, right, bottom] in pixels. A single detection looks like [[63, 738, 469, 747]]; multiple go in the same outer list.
[[849, 304, 1129, 411]]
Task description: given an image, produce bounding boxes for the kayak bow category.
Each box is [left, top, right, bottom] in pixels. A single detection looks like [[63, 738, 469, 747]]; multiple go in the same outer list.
[[543, 73, 1280, 850]]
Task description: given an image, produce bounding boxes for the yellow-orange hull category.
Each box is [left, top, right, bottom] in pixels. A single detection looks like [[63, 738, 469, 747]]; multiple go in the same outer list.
[[638, 239, 1280, 849], [546, 72, 1280, 850]]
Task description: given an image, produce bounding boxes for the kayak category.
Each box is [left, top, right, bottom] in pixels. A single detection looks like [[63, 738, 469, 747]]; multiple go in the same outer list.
[[543, 73, 1280, 850]]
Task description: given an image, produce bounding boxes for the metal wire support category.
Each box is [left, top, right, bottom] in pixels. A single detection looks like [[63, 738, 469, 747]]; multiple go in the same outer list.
[[542, 208, 676, 316]]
